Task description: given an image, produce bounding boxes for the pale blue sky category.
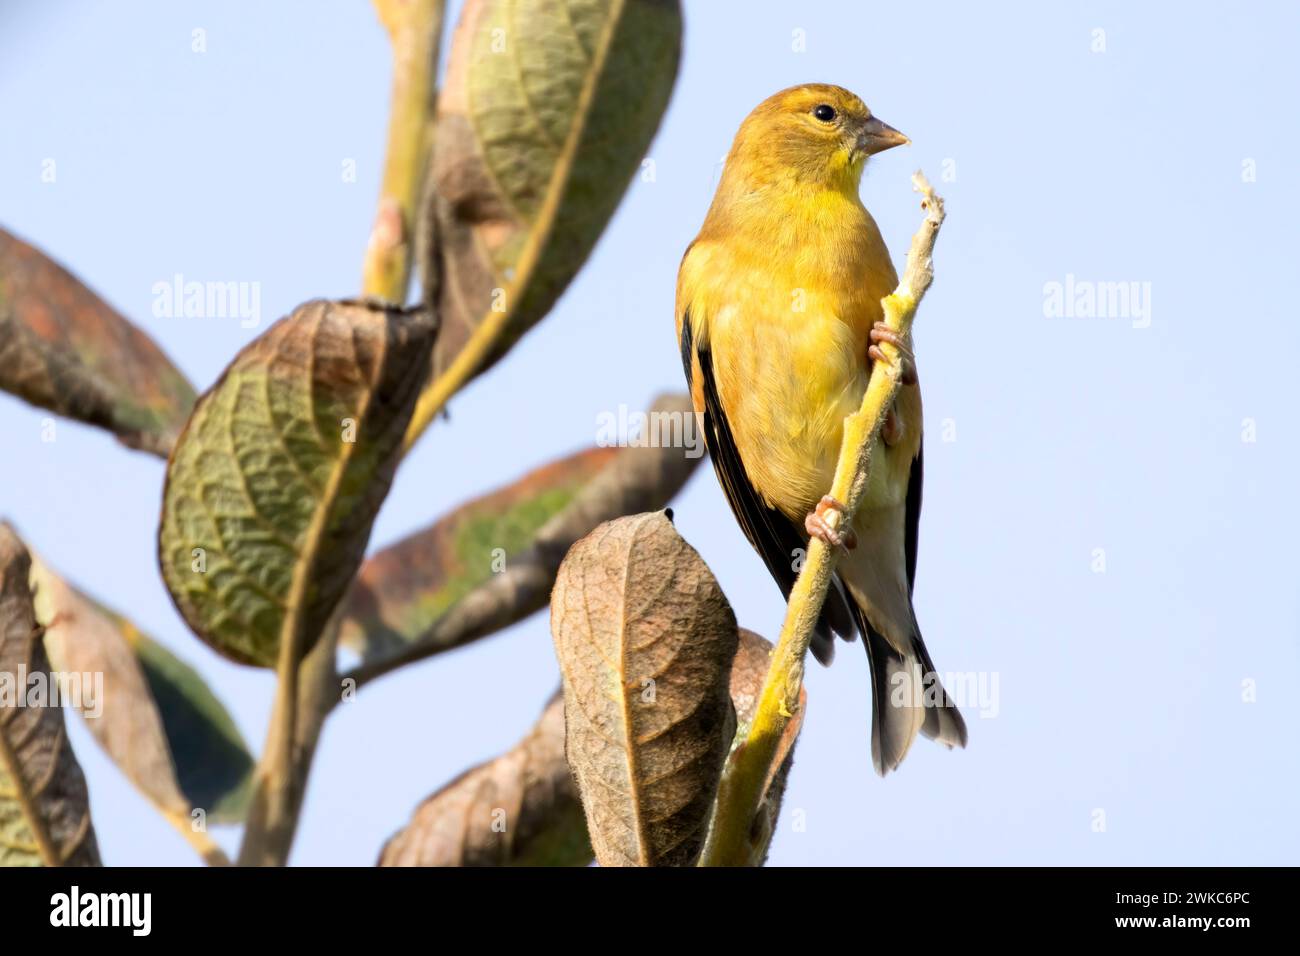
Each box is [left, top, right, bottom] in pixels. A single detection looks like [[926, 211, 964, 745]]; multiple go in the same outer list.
[[2, 0, 1297, 866]]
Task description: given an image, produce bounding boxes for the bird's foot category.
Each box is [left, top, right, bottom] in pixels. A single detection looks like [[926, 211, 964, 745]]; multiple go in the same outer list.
[[805, 495, 858, 552], [868, 321, 918, 385]]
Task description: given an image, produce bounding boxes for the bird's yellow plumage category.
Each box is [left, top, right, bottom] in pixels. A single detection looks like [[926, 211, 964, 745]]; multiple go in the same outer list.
[[676, 84, 966, 774]]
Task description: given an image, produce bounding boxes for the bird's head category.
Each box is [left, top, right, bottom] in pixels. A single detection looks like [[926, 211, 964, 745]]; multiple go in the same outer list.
[[726, 84, 909, 191]]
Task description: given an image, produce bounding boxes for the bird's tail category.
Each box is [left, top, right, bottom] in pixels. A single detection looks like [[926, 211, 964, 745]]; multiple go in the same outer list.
[[852, 602, 967, 775]]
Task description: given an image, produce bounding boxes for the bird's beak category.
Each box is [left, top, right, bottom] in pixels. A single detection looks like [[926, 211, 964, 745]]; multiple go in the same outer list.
[[856, 116, 910, 156]]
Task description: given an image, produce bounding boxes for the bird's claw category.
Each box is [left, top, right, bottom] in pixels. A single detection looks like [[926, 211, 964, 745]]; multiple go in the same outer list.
[[869, 321, 918, 385], [805, 495, 857, 552]]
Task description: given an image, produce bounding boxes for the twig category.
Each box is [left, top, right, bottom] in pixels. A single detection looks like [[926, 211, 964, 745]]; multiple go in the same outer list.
[[161, 810, 231, 866], [699, 172, 946, 867], [235, 621, 339, 866], [234, 616, 307, 865], [361, 0, 445, 302]]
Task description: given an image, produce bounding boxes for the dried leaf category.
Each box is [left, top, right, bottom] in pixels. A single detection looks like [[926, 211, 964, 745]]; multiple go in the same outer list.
[[422, 0, 682, 386], [30, 559, 252, 826], [0, 227, 196, 456], [341, 446, 616, 661], [379, 692, 590, 867], [341, 393, 702, 684], [551, 511, 737, 866], [726, 628, 806, 865], [377, 629, 785, 869], [159, 299, 435, 667], [127, 629, 253, 823], [0, 524, 100, 866]]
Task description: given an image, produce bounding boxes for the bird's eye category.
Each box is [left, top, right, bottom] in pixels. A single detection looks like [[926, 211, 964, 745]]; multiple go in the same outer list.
[[812, 104, 837, 122]]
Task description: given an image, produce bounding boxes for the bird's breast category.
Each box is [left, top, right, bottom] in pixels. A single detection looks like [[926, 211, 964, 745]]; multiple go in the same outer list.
[[682, 202, 916, 526], [709, 274, 876, 523]]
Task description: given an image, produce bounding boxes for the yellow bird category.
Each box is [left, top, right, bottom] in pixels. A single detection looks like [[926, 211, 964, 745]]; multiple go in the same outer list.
[[676, 84, 966, 774]]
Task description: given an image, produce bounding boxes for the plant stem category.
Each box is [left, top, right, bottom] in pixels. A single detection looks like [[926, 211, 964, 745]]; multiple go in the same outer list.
[[235, 622, 339, 866], [699, 172, 946, 867], [362, 0, 445, 303]]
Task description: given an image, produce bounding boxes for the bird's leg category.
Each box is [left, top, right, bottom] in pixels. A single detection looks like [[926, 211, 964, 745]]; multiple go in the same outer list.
[[868, 321, 918, 385], [804, 495, 858, 552]]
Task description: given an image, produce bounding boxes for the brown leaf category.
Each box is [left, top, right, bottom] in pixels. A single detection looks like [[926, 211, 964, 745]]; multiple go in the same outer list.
[[379, 692, 591, 867], [340, 446, 617, 662], [159, 299, 436, 667], [377, 630, 787, 869], [34, 565, 188, 819], [0, 523, 100, 866], [551, 511, 737, 866], [0, 227, 196, 456], [30, 558, 252, 835], [341, 392, 703, 686]]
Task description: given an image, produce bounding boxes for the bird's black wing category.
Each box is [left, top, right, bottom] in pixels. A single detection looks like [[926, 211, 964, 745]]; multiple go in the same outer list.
[[681, 310, 855, 664], [904, 444, 922, 593], [897, 440, 966, 747]]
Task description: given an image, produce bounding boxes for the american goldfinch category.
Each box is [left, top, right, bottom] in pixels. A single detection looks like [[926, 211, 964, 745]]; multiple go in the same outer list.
[[676, 84, 966, 775]]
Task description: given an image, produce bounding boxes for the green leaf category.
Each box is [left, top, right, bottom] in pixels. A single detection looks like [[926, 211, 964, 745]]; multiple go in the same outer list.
[[339, 445, 617, 661], [159, 299, 436, 667], [0, 227, 196, 456], [339, 393, 704, 684], [0, 524, 100, 867], [551, 511, 738, 867], [406, 0, 682, 443], [30, 559, 252, 826]]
